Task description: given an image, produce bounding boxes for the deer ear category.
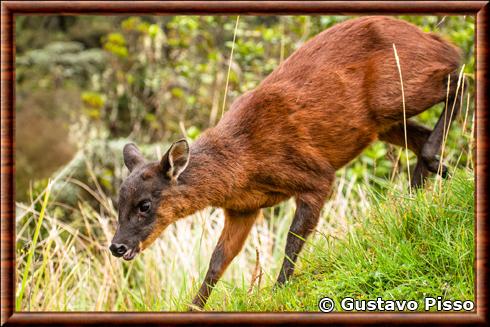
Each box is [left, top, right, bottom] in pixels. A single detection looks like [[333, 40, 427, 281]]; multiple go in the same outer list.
[[123, 143, 145, 172], [161, 139, 190, 182]]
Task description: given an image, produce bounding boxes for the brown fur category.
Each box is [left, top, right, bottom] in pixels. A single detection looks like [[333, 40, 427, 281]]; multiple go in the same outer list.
[[192, 209, 259, 308], [112, 16, 463, 309]]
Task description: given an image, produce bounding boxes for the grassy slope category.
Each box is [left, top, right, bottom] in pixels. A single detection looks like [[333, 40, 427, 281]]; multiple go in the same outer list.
[[15, 169, 474, 312], [204, 169, 474, 311]]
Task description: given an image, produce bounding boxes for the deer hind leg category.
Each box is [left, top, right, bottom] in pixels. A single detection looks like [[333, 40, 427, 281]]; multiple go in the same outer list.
[[411, 74, 465, 187], [417, 78, 464, 181], [379, 120, 441, 187], [380, 69, 465, 187], [276, 191, 328, 286], [191, 209, 258, 310], [379, 78, 464, 188]]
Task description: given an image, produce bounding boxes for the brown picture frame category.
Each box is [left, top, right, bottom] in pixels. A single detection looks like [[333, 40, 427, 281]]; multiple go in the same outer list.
[[1, 1, 488, 325]]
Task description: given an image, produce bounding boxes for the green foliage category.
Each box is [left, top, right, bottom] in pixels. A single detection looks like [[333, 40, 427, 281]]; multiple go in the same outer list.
[[82, 91, 106, 119], [16, 41, 106, 87], [16, 180, 52, 310], [86, 15, 473, 146], [103, 33, 128, 58]]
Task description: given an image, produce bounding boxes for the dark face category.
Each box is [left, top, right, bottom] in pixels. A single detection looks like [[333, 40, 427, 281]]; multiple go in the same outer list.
[[110, 162, 167, 260], [109, 140, 190, 260]]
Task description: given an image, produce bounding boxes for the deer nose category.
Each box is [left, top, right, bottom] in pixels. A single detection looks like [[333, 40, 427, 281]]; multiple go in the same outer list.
[[110, 243, 128, 257]]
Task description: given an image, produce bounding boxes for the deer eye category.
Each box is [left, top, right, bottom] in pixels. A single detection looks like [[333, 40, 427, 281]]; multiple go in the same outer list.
[[138, 200, 151, 213]]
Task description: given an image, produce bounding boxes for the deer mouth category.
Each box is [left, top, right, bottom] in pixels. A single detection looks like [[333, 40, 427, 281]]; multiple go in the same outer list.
[[122, 247, 139, 261]]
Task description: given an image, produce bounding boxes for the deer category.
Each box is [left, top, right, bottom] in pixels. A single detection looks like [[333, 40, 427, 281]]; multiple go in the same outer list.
[[109, 16, 464, 309]]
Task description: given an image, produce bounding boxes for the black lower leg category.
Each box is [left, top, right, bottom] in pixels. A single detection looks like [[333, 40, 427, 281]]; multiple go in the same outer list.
[[413, 74, 464, 187], [411, 160, 431, 188], [191, 244, 224, 309], [421, 92, 462, 178], [276, 195, 323, 285]]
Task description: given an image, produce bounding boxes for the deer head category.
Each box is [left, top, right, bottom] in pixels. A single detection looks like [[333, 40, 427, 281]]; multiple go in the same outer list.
[[109, 140, 190, 260]]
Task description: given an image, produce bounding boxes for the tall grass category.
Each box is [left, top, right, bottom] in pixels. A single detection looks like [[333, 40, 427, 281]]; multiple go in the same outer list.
[[15, 161, 474, 311], [16, 180, 52, 310], [15, 166, 372, 311], [221, 15, 240, 120], [392, 43, 411, 189]]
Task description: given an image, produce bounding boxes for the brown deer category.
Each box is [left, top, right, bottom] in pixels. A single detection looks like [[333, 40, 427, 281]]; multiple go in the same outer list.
[[110, 16, 464, 309]]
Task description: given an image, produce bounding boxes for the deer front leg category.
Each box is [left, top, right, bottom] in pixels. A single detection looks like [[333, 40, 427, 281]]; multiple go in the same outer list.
[[276, 192, 327, 286], [191, 209, 259, 310]]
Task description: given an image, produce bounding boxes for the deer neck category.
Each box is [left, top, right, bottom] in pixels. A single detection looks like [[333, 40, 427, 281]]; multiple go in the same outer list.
[[161, 134, 239, 219]]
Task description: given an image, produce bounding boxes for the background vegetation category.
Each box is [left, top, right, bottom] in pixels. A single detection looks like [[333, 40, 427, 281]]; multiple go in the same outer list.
[[15, 15, 475, 311]]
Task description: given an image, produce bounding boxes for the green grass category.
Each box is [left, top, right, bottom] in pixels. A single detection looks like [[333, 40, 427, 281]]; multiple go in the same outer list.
[[204, 169, 475, 311], [16, 180, 52, 310], [15, 168, 474, 312]]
